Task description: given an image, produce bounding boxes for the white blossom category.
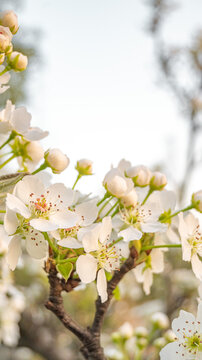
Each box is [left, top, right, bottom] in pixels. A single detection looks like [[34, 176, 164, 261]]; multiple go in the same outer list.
[[160, 302, 202, 360], [178, 212, 202, 281], [0, 100, 49, 140], [53, 198, 98, 249], [133, 237, 167, 294], [76, 217, 120, 303], [117, 191, 166, 242]]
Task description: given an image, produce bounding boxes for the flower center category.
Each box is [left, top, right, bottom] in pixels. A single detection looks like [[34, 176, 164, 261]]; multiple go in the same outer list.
[[28, 191, 63, 219], [93, 242, 120, 272], [188, 224, 202, 255], [59, 225, 80, 239], [175, 320, 202, 358], [120, 205, 152, 229]]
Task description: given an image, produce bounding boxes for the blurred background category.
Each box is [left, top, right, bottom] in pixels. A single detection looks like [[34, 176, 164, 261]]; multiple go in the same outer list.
[[0, 0, 202, 359]]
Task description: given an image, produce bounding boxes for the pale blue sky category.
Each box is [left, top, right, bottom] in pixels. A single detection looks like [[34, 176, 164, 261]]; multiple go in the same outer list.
[[8, 0, 202, 194]]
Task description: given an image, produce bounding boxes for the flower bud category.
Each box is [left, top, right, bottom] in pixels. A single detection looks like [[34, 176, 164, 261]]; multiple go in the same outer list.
[[0, 25, 12, 52], [0, 10, 18, 34], [121, 188, 138, 207], [134, 326, 148, 338], [153, 337, 167, 349], [126, 165, 151, 186], [192, 190, 202, 212], [104, 168, 133, 198], [0, 53, 5, 65], [119, 322, 134, 339], [136, 337, 148, 350], [150, 172, 167, 190], [151, 312, 169, 329], [26, 141, 44, 163], [45, 148, 69, 174], [164, 329, 176, 342], [76, 158, 93, 175], [8, 51, 28, 71]]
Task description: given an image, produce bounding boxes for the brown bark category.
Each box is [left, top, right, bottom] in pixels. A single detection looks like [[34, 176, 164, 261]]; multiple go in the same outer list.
[[45, 247, 139, 360]]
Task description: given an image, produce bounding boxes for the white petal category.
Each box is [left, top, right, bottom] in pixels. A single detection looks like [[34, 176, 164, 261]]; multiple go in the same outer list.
[[185, 212, 199, 234], [82, 227, 100, 253], [46, 183, 75, 207], [143, 268, 153, 295], [119, 226, 142, 242], [76, 254, 97, 283], [23, 127, 49, 141], [6, 193, 31, 218], [172, 310, 195, 341], [0, 121, 11, 133], [4, 208, 18, 235], [151, 249, 164, 273], [97, 268, 108, 303], [30, 218, 58, 231], [133, 263, 145, 282], [197, 301, 202, 326], [25, 231, 48, 259], [58, 237, 82, 249], [50, 210, 79, 229], [75, 199, 98, 226], [99, 216, 112, 244], [11, 107, 31, 133], [160, 342, 179, 360], [15, 175, 45, 204], [191, 253, 202, 281], [6, 235, 22, 270], [166, 226, 180, 244], [141, 222, 167, 233]]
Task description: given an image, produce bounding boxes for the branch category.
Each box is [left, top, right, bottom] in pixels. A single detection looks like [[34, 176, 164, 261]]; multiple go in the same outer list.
[[45, 263, 88, 343]]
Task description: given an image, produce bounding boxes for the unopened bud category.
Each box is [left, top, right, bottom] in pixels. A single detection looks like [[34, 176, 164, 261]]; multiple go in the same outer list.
[[121, 188, 138, 207], [8, 51, 28, 71], [126, 165, 151, 186], [0, 25, 12, 52], [164, 329, 176, 342], [45, 148, 69, 174], [0, 10, 18, 34], [26, 141, 44, 163], [153, 337, 167, 349], [76, 158, 93, 175], [134, 326, 148, 338], [151, 312, 169, 329], [192, 190, 202, 212], [119, 322, 134, 339], [104, 169, 133, 198], [0, 53, 5, 65], [150, 172, 167, 190]]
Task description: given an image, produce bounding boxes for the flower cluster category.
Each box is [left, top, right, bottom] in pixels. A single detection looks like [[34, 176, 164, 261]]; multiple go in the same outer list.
[[0, 10, 28, 93]]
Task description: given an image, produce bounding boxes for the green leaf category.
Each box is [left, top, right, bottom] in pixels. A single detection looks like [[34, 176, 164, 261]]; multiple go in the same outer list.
[[0, 172, 28, 193], [56, 262, 73, 281], [113, 286, 121, 300]]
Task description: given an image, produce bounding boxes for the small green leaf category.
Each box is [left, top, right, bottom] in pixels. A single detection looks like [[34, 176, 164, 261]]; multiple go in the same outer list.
[[113, 286, 120, 300], [56, 262, 73, 281]]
